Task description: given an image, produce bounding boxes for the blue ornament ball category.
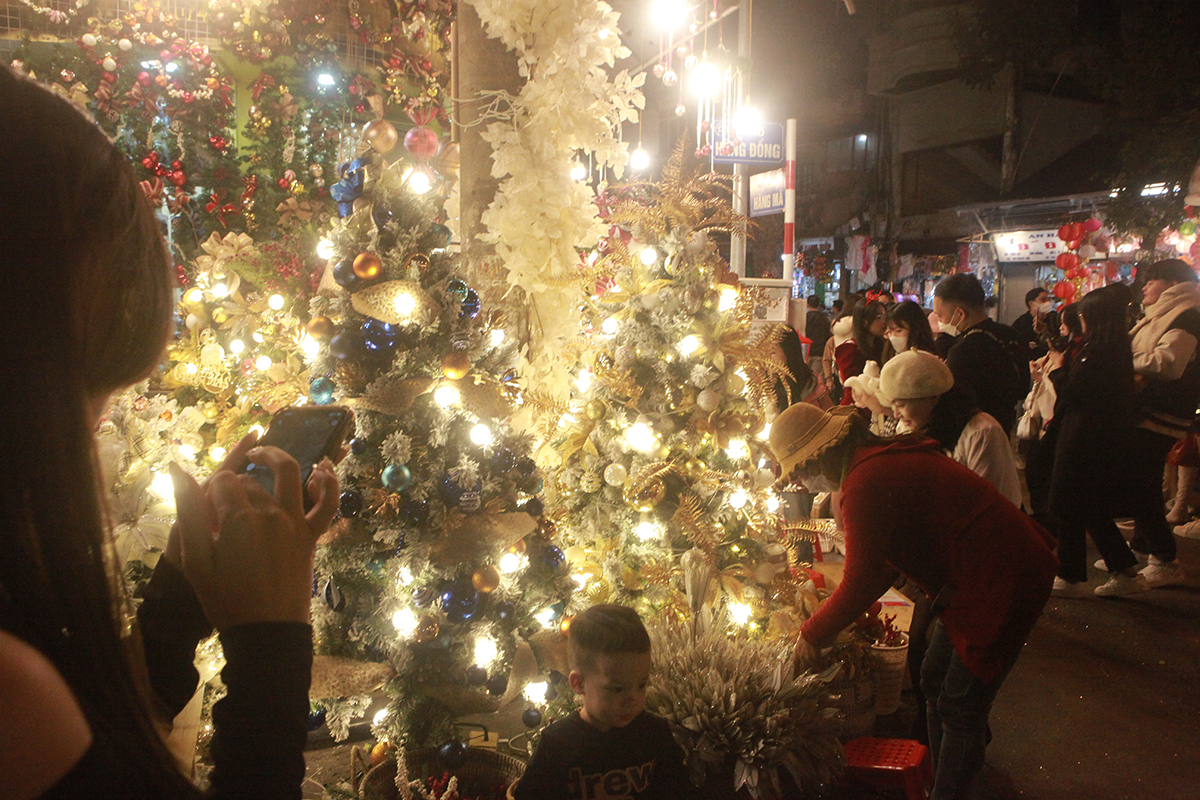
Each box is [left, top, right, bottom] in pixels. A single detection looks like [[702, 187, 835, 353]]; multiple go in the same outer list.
[[485, 673, 508, 696], [428, 223, 453, 247], [332, 258, 362, 291], [440, 581, 480, 623], [339, 489, 363, 518], [460, 288, 481, 318], [372, 205, 393, 230], [307, 709, 327, 731], [329, 332, 360, 360], [522, 708, 544, 728], [438, 739, 469, 769], [361, 319, 400, 353], [349, 437, 368, 456], [466, 665, 488, 686], [542, 545, 565, 569], [309, 377, 336, 405], [524, 497, 545, 517], [447, 278, 469, 301], [491, 448, 516, 473], [382, 463, 412, 492]]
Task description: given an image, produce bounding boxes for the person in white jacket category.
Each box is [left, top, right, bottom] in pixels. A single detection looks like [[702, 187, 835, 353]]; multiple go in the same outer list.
[[880, 350, 1023, 507]]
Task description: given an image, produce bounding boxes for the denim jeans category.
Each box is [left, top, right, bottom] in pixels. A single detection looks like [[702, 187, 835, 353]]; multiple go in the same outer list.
[[920, 621, 1021, 800]]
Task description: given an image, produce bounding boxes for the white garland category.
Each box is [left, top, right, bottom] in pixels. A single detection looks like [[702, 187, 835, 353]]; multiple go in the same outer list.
[[463, 0, 644, 398]]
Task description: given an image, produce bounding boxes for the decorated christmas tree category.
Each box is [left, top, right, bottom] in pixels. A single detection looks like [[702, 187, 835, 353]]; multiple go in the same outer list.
[[302, 134, 573, 749], [541, 145, 797, 633]]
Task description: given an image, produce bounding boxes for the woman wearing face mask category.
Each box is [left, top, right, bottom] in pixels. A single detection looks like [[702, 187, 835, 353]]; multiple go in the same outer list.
[[769, 403, 1056, 800], [883, 300, 940, 359], [880, 351, 1022, 507]]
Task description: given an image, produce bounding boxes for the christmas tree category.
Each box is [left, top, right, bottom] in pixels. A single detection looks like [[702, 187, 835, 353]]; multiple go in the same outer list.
[[303, 134, 573, 748], [541, 145, 796, 631]]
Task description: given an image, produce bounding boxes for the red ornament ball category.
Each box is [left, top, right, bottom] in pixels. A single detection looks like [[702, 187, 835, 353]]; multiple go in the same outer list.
[[404, 125, 439, 161], [137, 71, 152, 87]]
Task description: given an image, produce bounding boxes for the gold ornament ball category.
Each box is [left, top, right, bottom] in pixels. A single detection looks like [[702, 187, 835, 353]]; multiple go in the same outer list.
[[201, 402, 221, 420], [537, 518, 558, 539], [701, 289, 720, 310], [413, 615, 440, 643], [623, 478, 665, 512], [370, 741, 395, 766], [362, 120, 399, 155], [211, 307, 229, 325], [580, 470, 603, 493], [585, 399, 607, 420], [441, 351, 471, 380], [510, 539, 527, 555], [307, 315, 336, 341], [683, 457, 705, 481], [472, 565, 501, 594], [725, 372, 746, 395], [353, 252, 382, 280]]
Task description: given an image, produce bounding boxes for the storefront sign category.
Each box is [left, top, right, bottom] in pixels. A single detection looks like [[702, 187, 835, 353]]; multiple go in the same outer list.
[[712, 122, 785, 165], [749, 168, 785, 217], [992, 229, 1065, 263]]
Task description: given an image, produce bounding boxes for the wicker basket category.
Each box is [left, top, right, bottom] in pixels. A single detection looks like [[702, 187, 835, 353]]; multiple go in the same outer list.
[[825, 678, 877, 740], [352, 746, 525, 800]]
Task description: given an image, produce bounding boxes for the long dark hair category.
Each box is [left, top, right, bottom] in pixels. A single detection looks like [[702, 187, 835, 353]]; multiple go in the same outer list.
[[0, 69, 192, 792], [925, 384, 981, 453], [1078, 284, 1133, 353], [852, 300, 886, 363], [774, 326, 815, 412], [885, 300, 938, 355]]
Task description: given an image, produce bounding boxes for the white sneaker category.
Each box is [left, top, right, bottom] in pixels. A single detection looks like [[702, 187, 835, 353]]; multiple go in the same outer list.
[[1051, 577, 1091, 598], [1139, 559, 1188, 588], [1094, 572, 1150, 597], [1094, 552, 1147, 571], [1174, 519, 1200, 539]]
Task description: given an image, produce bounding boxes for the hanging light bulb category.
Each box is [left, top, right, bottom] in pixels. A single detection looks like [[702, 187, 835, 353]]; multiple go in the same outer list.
[[630, 148, 650, 171], [692, 61, 723, 97], [316, 239, 335, 259], [490, 329, 507, 347], [639, 247, 658, 265], [407, 166, 433, 194], [470, 423, 494, 446], [679, 335, 700, 356], [570, 161, 588, 181]]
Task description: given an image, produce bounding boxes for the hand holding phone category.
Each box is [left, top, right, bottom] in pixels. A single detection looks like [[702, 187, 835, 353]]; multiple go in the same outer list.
[[242, 406, 353, 509]]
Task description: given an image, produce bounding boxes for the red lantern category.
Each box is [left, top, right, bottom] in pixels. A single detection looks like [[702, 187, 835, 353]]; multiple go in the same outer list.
[[1058, 224, 1074, 241], [1053, 280, 1076, 302], [1067, 222, 1086, 242], [1105, 262, 1121, 281], [404, 125, 440, 161], [1056, 252, 1080, 271], [1084, 218, 1103, 233]]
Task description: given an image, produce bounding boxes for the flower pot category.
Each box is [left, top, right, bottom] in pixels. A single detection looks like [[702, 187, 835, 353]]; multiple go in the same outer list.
[[871, 633, 909, 716]]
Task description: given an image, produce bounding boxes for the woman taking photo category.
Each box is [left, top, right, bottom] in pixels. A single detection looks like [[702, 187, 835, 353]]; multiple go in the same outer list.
[[1045, 285, 1144, 598], [769, 403, 1056, 800], [0, 68, 340, 798]]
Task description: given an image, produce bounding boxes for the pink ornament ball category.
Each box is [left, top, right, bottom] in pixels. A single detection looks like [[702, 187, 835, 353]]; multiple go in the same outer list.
[[404, 126, 440, 161]]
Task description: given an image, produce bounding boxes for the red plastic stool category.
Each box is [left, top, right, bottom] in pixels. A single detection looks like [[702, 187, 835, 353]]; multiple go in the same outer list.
[[843, 737, 933, 800]]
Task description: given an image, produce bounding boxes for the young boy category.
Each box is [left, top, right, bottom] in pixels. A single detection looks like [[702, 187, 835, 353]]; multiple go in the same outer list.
[[512, 605, 689, 800]]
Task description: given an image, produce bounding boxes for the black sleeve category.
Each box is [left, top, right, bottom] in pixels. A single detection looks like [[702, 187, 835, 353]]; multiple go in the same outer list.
[[512, 727, 568, 800], [136, 558, 213, 718], [651, 725, 692, 800], [208, 623, 313, 800], [1169, 307, 1200, 339]]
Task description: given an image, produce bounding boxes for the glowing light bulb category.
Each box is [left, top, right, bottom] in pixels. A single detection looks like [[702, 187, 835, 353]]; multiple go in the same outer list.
[[209, 446, 227, 462], [407, 168, 433, 194], [229, 339, 245, 355], [392, 608, 418, 636], [470, 423, 494, 446], [757, 421, 771, 440], [255, 355, 273, 371], [625, 422, 657, 453], [534, 608, 556, 629], [725, 438, 749, 460], [639, 247, 658, 265], [490, 329, 506, 347], [718, 285, 738, 311], [524, 679, 549, 703], [601, 317, 619, 335], [500, 551, 523, 573], [434, 385, 460, 407], [185, 363, 199, 374], [177, 443, 197, 460], [149, 470, 176, 502], [570, 161, 588, 181], [186, 289, 203, 303], [630, 148, 650, 171], [373, 708, 390, 725], [249, 424, 266, 438], [692, 61, 722, 97], [733, 105, 763, 139], [766, 494, 781, 513], [211, 283, 229, 299], [300, 334, 321, 359], [394, 292, 416, 316], [474, 636, 499, 668], [252, 332, 264, 343], [635, 520, 661, 541], [268, 294, 285, 311], [651, 0, 689, 30], [679, 335, 700, 356], [729, 602, 752, 626], [575, 369, 593, 392], [316, 239, 335, 259], [317, 72, 336, 87], [728, 489, 748, 509], [398, 567, 414, 586]]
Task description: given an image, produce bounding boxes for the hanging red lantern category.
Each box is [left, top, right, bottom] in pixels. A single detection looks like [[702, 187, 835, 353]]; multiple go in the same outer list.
[[1056, 252, 1080, 271], [1067, 222, 1086, 242], [1053, 280, 1077, 301], [1058, 224, 1074, 241], [1084, 218, 1103, 233]]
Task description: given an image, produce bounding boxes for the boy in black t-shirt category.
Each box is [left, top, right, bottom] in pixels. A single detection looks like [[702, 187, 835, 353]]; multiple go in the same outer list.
[[512, 605, 689, 800]]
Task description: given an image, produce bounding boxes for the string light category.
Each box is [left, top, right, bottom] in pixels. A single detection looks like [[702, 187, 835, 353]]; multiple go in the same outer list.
[[625, 421, 657, 453], [630, 148, 650, 171], [729, 602, 752, 626], [757, 421, 771, 440], [177, 443, 197, 460], [635, 519, 662, 541], [470, 423, 494, 446], [474, 636, 499, 668], [209, 446, 227, 462], [268, 294, 285, 311], [434, 385, 460, 407], [392, 608, 418, 636], [534, 608, 556, 629], [300, 334, 321, 359], [766, 494, 781, 513], [186, 289, 204, 303], [373, 708, 390, 725], [255, 355, 273, 371], [524, 679, 549, 703], [397, 567, 414, 586], [500, 551, 524, 573], [570, 161, 588, 181], [149, 471, 175, 502], [601, 317, 619, 335], [725, 438, 749, 460], [211, 283, 229, 299], [575, 369, 593, 392], [639, 247, 658, 265], [407, 168, 433, 194], [229, 339, 245, 355], [394, 292, 416, 317], [718, 285, 738, 311], [490, 329, 506, 346], [316, 239, 335, 259], [249, 424, 266, 438], [728, 489, 748, 509], [679, 335, 700, 356]]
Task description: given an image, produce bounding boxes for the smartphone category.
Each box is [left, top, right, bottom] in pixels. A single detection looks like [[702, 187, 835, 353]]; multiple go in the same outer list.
[[242, 406, 353, 507]]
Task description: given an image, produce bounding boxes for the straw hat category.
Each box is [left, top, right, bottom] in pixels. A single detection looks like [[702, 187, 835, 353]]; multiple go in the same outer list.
[[879, 350, 953, 401], [769, 403, 860, 483]]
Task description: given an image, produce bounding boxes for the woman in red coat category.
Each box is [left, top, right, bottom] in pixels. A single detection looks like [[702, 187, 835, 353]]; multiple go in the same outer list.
[[769, 404, 1057, 800]]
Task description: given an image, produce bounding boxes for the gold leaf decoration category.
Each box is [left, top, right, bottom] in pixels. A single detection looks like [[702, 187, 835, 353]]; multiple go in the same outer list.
[[672, 492, 721, 554]]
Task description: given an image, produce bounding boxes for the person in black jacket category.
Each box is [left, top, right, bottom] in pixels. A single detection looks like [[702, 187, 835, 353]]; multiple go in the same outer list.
[[1044, 286, 1145, 598], [1012, 287, 1060, 361], [933, 274, 1030, 434], [0, 68, 340, 799]]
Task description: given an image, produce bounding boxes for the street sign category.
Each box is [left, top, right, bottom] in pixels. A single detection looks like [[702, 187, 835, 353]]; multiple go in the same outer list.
[[992, 229, 1066, 263], [711, 121, 785, 165], [749, 168, 785, 217]]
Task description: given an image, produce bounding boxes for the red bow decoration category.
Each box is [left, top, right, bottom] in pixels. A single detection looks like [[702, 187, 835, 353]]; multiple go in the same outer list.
[[865, 289, 886, 303], [242, 175, 259, 204], [167, 192, 190, 214], [206, 193, 238, 227], [249, 73, 276, 101], [139, 178, 165, 205], [94, 75, 115, 113], [123, 83, 158, 116]]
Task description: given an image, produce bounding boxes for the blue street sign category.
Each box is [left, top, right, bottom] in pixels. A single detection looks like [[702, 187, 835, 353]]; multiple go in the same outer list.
[[750, 168, 785, 217], [711, 121, 785, 165]]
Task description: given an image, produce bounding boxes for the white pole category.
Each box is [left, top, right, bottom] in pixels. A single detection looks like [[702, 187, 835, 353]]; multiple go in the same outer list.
[[783, 118, 796, 289], [730, 0, 751, 278]]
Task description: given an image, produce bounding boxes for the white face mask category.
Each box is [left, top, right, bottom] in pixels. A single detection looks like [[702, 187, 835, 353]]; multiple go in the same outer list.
[[1036, 301, 1052, 314], [887, 333, 909, 353], [802, 474, 840, 494], [940, 313, 962, 338]]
